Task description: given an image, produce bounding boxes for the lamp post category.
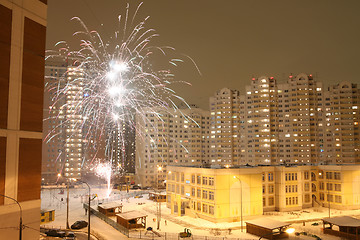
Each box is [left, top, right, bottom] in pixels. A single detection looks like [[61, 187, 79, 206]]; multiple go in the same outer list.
[[57, 173, 70, 229], [74, 179, 91, 240], [233, 176, 243, 232], [0, 194, 23, 240], [156, 166, 162, 230]]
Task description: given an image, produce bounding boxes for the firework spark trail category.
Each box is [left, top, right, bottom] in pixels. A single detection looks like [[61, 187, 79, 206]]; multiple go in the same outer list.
[[45, 3, 200, 191]]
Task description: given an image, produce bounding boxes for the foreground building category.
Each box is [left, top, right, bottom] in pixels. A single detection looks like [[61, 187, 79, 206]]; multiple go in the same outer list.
[[167, 164, 360, 223], [0, 0, 47, 238]]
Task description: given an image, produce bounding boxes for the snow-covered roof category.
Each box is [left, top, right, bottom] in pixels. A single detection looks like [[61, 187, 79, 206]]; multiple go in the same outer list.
[[98, 201, 123, 210], [323, 216, 360, 227], [116, 211, 147, 220], [245, 218, 290, 230]]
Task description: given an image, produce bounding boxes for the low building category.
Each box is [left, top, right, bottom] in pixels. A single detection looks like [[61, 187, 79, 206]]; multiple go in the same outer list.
[[166, 165, 263, 222], [40, 209, 55, 224], [167, 164, 360, 223], [98, 202, 122, 216], [116, 211, 147, 229]]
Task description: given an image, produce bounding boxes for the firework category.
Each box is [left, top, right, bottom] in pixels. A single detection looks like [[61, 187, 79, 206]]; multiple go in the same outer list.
[[45, 3, 198, 188]]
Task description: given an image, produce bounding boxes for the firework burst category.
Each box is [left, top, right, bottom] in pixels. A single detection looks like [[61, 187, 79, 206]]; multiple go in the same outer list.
[[45, 3, 198, 188]]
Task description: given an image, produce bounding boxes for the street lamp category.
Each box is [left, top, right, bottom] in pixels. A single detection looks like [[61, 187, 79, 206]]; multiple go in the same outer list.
[[233, 176, 243, 232], [57, 173, 71, 229], [0, 194, 23, 240], [74, 179, 91, 240], [156, 166, 162, 230]]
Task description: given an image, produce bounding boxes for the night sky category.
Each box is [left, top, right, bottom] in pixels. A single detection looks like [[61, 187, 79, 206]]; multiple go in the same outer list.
[[47, 0, 360, 109]]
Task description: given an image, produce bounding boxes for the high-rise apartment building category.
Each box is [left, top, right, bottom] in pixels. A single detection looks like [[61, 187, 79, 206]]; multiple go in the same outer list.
[[42, 62, 67, 183], [0, 0, 47, 238], [135, 106, 210, 188], [322, 81, 360, 164], [43, 62, 137, 184], [211, 73, 360, 166], [209, 88, 241, 165], [42, 63, 84, 183]]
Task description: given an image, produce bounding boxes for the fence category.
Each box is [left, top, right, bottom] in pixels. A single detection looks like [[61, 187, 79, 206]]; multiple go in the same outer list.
[[84, 203, 130, 237], [128, 230, 255, 240], [84, 202, 255, 240]]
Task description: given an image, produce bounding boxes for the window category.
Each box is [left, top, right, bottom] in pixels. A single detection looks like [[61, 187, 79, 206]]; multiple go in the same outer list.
[[197, 189, 201, 198], [197, 175, 201, 184], [319, 182, 324, 190], [335, 184, 341, 192], [268, 197, 274, 206], [285, 173, 297, 181], [202, 190, 208, 199], [197, 202, 201, 211], [191, 174, 195, 183], [304, 183, 310, 191], [305, 194, 310, 203], [268, 173, 273, 181], [209, 177, 214, 186], [209, 205, 214, 215], [326, 183, 333, 191], [268, 184, 274, 194], [191, 188, 195, 196], [202, 176, 208, 185], [327, 194, 333, 202], [181, 186, 184, 195], [320, 193, 324, 200], [263, 198, 266, 206], [263, 185, 266, 194], [335, 195, 342, 203], [202, 204, 208, 213], [209, 191, 214, 200], [304, 171, 309, 180], [334, 172, 341, 180], [181, 173, 184, 182]]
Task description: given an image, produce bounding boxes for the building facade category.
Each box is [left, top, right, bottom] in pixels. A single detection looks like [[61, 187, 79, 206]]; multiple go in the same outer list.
[[0, 0, 47, 238], [210, 73, 360, 166], [167, 164, 360, 223], [42, 63, 85, 183], [135, 106, 210, 188]]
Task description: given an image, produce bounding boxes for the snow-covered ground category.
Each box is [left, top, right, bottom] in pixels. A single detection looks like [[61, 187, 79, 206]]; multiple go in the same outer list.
[[41, 186, 358, 240]]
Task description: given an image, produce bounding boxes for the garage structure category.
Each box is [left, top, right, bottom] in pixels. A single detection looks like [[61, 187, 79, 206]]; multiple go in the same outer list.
[[246, 218, 292, 239], [116, 211, 147, 229], [98, 202, 123, 216], [322, 216, 360, 240]]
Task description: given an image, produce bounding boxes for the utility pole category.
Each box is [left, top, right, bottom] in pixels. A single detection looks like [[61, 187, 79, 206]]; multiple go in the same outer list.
[[156, 166, 162, 230], [0, 194, 23, 240], [66, 179, 70, 229]]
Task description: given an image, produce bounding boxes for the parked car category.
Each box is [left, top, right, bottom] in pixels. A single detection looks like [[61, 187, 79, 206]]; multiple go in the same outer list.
[[46, 229, 66, 237], [64, 231, 76, 239], [134, 195, 143, 198], [131, 185, 141, 189], [71, 220, 88, 230]]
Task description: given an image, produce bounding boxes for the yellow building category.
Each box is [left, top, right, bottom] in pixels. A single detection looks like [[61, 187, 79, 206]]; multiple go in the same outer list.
[[167, 164, 360, 222], [166, 165, 263, 222], [40, 209, 55, 224]]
